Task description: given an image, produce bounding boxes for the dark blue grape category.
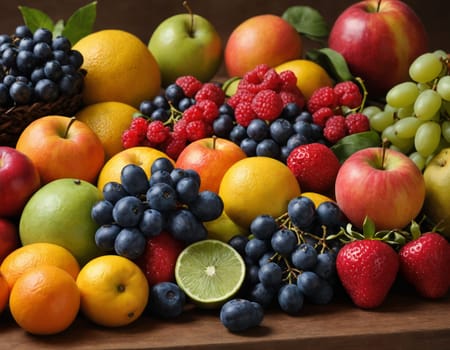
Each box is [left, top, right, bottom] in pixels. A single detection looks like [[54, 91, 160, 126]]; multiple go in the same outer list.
[[102, 181, 129, 204], [250, 214, 278, 240], [1, 47, 17, 69], [213, 113, 234, 137], [177, 97, 194, 111], [52, 35, 71, 52], [286, 133, 309, 151], [121, 164, 149, 196], [0, 83, 11, 107], [258, 262, 282, 288], [220, 298, 264, 332], [15, 25, 32, 39], [59, 74, 78, 96], [259, 251, 275, 266], [167, 209, 207, 244], [247, 118, 269, 141], [288, 196, 316, 229], [52, 49, 69, 64], [43, 60, 63, 81], [18, 37, 34, 51], [68, 49, 83, 69], [3, 74, 16, 87], [189, 190, 223, 222], [33, 42, 53, 61], [307, 278, 334, 305], [293, 120, 312, 139], [316, 201, 346, 228], [91, 199, 114, 225], [165, 83, 184, 105], [146, 182, 177, 212], [33, 28, 52, 44], [229, 124, 247, 144], [281, 102, 301, 121], [148, 282, 186, 319], [151, 157, 174, 174], [139, 99, 155, 116], [139, 208, 163, 238], [297, 271, 322, 297], [271, 228, 297, 256], [277, 283, 304, 314], [149, 169, 174, 187], [228, 235, 249, 257], [9, 81, 32, 105], [95, 224, 121, 251], [313, 252, 336, 281], [184, 169, 201, 186], [295, 111, 313, 123], [176, 176, 200, 204], [249, 282, 276, 308], [112, 196, 144, 227], [219, 103, 234, 116], [169, 168, 187, 184], [244, 264, 260, 286], [114, 227, 146, 259], [245, 238, 269, 262], [291, 243, 318, 270], [35, 78, 59, 102], [310, 123, 323, 141], [153, 94, 169, 109], [270, 118, 294, 145], [150, 107, 169, 122]]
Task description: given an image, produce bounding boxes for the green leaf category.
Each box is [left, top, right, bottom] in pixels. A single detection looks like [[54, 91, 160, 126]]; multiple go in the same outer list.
[[18, 6, 54, 33], [306, 48, 354, 82], [62, 1, 97, 45], [331, 131, 381, 163], [53, 19, 65, 37], [362, 216, 376, 239], [282, 6, 329, 41]]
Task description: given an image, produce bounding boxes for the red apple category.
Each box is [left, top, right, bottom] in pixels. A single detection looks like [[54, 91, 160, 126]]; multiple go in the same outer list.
[[175, 137, 247, 193], [0, 218, 20, 263], [224, 14, 302, 77], [334, 147, 425, 230], [15, 116, 105, 185], [328, 0, 429, 97], [0, 147, 41, 218]]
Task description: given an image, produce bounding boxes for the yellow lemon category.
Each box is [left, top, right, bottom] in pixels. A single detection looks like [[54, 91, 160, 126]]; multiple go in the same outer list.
[[301, 192, 336, 208], [275, 59, 333, 100], [76, 101, 139, 160]]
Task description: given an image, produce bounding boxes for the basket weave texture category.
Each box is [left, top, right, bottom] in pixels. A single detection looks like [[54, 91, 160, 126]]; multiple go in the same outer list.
[[0, 92, 83, 147]]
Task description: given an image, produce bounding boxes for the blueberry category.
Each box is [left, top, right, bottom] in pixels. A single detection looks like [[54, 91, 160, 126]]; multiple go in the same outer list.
[[220, 298, 264, 332], [250, 214, 278, 240], [44, 60, 63, 81], [255, 139, 280, 159], [91, 199, 114, 225], [213, 113, 234, 137], [146, 182, 177, 212], [165, 83, 184, 105], [167, 209, 207, 244], [288, 196, 316, 229], [316, 201, 346, 229], [52, 35, 71, 52], [95, 224, 121, 252], [0, 83, 11, 107], [281, 103, 302, 121], [139, 99, 155, 116], [239, 138, 258, 157], [68, 50, 83, 69], [229, 124, 247, 144], [245, 238, 269, 262], [15, 25, 32, 39], [2, 47, 17, 68], [291, 243, 318, 270], [53, 49, 69, 64], [153, 94, 169, 109], [188, 190, 223, 222], [33, 28, 52, 44], [114, 227, 146, 259], [247, 118, 269, 142], [313, 252, 336, 281], [9, 81, 32, 105], [270, 228, 297, 256], [150, 107, 169, 122], [277, 283, 304, 314], [102, 181, 129, 204], [176, 176, 200, 204], [139, 209, 163, 238], [35, 78, 59, 102], [149, 169, 174, 187], [112, 196, 144, 227], [258, 262, 282, 288], [30, 67, 46, 83], [249, 282, 276, 308], [120, 164, 149, 196], [18, 37, 34, 51], [58, 74, 78, 96], [270, 118, 294, 144], [297, 271, 322, 297], [148, 282, 186, 319], [150, 157, 174, 174]]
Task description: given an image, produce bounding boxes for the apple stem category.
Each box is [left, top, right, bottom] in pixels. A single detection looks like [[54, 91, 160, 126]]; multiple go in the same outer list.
[[381, 138, 389, 169], [182, 1, 195, 37], [212, 135, 217, 149], [64, 116, 77, 139], [376, 0, 382, 12]]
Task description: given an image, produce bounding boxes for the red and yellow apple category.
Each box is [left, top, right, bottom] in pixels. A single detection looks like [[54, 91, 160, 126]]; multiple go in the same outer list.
[[334, 147, 426, 230], [175, 137, 247, 193], [15, 116, 105, 185], [0, 147, 41, 218], [0, 218, 20, 263], [328, 0, 429, 97], [224, 14, 302, 77]]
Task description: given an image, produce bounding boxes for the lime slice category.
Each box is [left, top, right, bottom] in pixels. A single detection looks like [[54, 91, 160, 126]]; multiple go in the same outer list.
[[222, 77, 241, 97], [175, 239, 245, 309]]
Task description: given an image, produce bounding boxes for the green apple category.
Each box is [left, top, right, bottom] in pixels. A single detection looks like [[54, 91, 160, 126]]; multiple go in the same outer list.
[[19, 178, 103, 266], [148, 12, 222, 87], [423, 148, 450, 238]]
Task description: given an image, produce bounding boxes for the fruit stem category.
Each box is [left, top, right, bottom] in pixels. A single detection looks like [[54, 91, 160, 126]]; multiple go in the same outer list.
[[212, 135, 217, 149], [64, 116, 77, 139], [376, 0, 382, 12], [380, 138, 389, 169], [182, 1, 195, 37]]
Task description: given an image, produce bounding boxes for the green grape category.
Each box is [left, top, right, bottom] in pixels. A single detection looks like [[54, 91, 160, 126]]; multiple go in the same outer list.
[[370, 110, 394, 132], [442, 120, 450, 143], [396, 105, 414, 119], [414, 89, 442, 120], [417, 82, 431, 91], [442, 100, 450, 116], [409, 52, 443, 83], [409, 151, 426, 171], [433, 49, 448, 60], [382, 125, 414, 153], [362, 105, 382, 119], [394, 116, 423, 139], [437, 75, 450, 101], [384, 104, 397, 115], [386, 82, 420, 108], [414, 121, 441, 157]]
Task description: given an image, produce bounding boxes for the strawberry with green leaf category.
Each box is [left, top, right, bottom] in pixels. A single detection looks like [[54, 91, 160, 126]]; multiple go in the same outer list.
[[334, 217, 401, 309]]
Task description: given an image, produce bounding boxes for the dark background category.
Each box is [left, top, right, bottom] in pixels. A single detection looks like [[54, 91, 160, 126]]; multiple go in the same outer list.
[[0, 0, 448, 75]]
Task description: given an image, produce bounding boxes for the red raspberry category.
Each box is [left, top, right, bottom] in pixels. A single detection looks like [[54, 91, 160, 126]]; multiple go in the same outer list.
[[239, 65, 282, 93], [182, 104, 203, 122], [345, 113, 370, 134], [323, 115, 347, 144], [312, 107, 334, 128], [186, 120, 209, 141], [197, 99, 219, 123], [161, 132, 187, 160], [175, 75, 203, 98], [334, 81, 363, 109], [279, 90, 305, 109], [146, 120, 171, 144], [241, 64, 271, 85], [227, 90, 255, 109], [251, 89, 283, 121], [121, 128, 141, 148], [234, 101, 257, 127], [307, 86, 338, 114], [278, 70, 298, 92], [195, 82, 225, 106], [287, 143, 341, 194], [129, 116, 149, 141]]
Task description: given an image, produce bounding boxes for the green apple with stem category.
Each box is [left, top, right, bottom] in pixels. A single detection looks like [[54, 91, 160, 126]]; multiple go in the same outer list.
[[148, 1, 222, 87]]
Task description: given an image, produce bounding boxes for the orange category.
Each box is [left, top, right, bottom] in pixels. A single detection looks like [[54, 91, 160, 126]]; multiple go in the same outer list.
[[301, 192, 335, 208], [9, 265, 80, 335], [219, 156, 301, 229], [275, 59, 333, 100], [0, 242, 80, 291], [75, 101, 139, 160], [72, 29, 161, 107], [76, 255, 149, 327], [97, 146, 174, 191], [0, 273, 9, 314]]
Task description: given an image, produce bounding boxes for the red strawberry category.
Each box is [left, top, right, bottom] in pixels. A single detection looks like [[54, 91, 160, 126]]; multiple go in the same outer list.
[[399, 232, 450, 299], [336, 239, 399, 309], [136, 231, 185, 287]]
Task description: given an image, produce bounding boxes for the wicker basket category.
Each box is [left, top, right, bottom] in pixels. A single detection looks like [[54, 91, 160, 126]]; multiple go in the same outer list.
[[0, 92, 84, 148]]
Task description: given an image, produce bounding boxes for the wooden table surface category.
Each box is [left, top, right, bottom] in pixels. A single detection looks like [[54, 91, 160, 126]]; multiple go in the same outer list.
[[0, 287, 449, 350]]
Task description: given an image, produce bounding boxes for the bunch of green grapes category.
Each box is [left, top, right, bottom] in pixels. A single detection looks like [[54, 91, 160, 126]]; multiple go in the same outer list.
[[363, 50, 450, 170]]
